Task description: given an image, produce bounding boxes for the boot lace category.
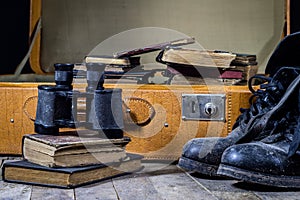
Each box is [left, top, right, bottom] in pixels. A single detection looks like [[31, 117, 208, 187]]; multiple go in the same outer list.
[[234, 68, 300, 150], [238, 72, 300, 158], [232, 75, 284, 131]]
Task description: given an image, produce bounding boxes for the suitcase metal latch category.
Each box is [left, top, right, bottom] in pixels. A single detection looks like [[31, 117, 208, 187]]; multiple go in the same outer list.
[[182, 94, 225, 121]]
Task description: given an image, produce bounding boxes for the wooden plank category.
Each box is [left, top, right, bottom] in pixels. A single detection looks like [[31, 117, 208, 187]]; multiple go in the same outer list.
[[75, 180, 118, 200], [148, 167, 218, 200], [254, 192, 300, 200], [112, 164, 218, 200], [0, 181, 32, 200], [191, 173, 261, 200], [141, 162, 180, 174], [112, 173, 163, 200], [30, 186, 75, 200], [232, 182, 300, 200]]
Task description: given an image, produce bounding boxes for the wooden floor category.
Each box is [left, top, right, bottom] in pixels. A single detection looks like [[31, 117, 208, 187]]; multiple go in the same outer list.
[[1, 157, 300, 200]]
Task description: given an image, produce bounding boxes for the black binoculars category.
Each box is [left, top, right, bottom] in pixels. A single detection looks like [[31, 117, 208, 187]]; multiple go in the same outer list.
[[34, 63, 124, 139]]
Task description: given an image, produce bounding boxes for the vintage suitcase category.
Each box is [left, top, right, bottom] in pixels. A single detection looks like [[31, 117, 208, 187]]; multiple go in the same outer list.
[[0, 0, 286, 160]]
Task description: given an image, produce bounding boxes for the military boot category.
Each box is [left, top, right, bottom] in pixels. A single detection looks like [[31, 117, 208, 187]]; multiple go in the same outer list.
[[217, 74, 300, 188], [178, 67, 300, 176]]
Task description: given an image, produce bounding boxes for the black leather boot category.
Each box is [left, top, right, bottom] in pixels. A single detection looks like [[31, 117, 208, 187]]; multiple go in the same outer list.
[[178, 67, 300, 176], [217, 74, 300, 188]]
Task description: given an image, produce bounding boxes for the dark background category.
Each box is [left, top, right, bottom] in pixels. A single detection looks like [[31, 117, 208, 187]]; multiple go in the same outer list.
[[0, 0, 32, 74], [290, 0, 300, 34], [0, 0, 299, 75]]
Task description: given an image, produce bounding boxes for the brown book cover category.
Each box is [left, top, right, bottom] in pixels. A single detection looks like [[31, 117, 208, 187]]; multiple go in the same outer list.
[[3, 153, 143, 189], [22, 132, 131, 167]]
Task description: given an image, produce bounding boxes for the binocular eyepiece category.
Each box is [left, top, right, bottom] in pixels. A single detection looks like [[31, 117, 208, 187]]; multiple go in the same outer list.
[[34, 63, 124, 139]]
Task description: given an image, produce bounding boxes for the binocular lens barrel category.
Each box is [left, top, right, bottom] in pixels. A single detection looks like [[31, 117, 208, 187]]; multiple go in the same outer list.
[[86, 63, 105, 92], [54, 63, 74, 90], [94, 89, 124, 138], [34, 85, 59, 134], [35, 84, 75, 135]]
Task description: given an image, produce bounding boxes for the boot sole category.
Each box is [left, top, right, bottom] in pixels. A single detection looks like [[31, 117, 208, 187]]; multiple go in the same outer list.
[[218, 164, 300, 188], [178, 156, 220, 177]]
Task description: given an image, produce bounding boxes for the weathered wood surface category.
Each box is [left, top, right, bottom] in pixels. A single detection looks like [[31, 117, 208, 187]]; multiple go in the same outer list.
[[30, 187, 75, 200], [75, 180, 118, 200], [191, 172, 300, 200], [1, 157, 300, 200], [0, 181, 32, 200]]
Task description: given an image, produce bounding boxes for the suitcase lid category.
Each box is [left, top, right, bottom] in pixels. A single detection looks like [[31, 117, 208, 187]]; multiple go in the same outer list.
[[29, 0, 286, 76]]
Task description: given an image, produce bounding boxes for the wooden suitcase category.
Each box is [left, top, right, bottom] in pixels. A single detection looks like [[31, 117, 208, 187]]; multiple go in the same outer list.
[[0, 0, 286, 159]]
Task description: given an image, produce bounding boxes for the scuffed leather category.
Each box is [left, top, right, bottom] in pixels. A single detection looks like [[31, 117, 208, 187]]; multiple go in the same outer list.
[[221, 141, 300, 176], [181, 127, 244, 165], [220, 74, 300, 178]]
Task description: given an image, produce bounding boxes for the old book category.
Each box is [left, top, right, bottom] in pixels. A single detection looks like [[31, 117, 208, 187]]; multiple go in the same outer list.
[[22, 132, 131, 167], [84, 55, 130, 65], [3, 153, 143, 188], [156, 48, 237, 68], [85, 55, 140, 66], [230, 53, 257, 66]]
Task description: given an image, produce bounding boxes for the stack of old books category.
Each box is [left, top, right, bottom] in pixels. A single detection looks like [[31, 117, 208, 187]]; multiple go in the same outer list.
[[83, 38, 258, 85], [84, 55, 142, 80], [84, 48, 143, 83], [2, 131, 143, 188], [83, 37, 196, 84]]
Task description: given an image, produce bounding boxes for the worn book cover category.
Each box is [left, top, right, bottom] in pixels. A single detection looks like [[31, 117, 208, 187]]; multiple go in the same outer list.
[[22, 132, 131, 167], [3, 153, 143, 189], [157, 48, 237, 68]]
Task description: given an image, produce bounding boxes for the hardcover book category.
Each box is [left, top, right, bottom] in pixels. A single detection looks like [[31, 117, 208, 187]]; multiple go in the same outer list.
[[84, 55, 131, 66], [22, 132, 131, 167], [157, 48, 237, 68], [3, 153, 143, 188]]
